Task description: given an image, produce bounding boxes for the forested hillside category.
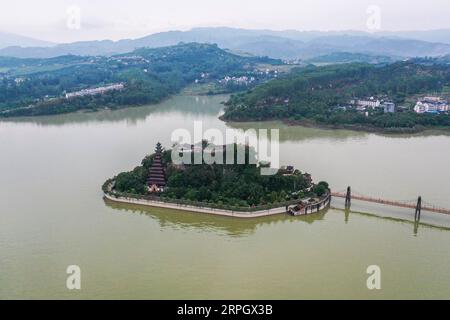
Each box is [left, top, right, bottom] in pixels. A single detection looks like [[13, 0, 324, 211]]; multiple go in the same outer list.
[[0, 43, 280, 117], [222, 60, 450, 130]]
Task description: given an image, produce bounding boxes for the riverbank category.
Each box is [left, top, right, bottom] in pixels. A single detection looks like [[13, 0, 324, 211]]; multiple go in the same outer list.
[[282, 119, 450, 134], [221, 115, 450, 135]]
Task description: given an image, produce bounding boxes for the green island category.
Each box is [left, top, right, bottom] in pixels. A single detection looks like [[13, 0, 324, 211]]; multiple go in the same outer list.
[[222, 58, 450, 132], [0, 43, 280, 117], [103, 142, 330, 215]]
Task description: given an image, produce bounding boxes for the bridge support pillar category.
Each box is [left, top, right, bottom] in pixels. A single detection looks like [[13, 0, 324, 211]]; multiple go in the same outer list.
[[414, 220, 420, 236], [415, 196, 422, 221], [345, 186, 351, 209]]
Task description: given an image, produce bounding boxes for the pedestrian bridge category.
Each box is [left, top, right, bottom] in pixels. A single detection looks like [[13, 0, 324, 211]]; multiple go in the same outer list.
[[332, 188, 450, 217]]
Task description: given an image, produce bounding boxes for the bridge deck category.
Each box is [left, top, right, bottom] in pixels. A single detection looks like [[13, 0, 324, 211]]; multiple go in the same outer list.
[[332, 192, 450, 215]]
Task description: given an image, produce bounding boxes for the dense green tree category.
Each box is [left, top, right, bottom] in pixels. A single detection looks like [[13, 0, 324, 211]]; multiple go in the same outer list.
[[223, 61, 450, 129], [0, 43, 281, 117], [113, 144, 323, 207]]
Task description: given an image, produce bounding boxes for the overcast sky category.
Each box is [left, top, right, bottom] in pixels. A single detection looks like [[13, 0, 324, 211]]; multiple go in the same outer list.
[[1, 0, 450, 43]]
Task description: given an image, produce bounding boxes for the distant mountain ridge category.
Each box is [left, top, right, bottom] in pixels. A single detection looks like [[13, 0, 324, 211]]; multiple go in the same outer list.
[[0, 31, 54, 49], [1, 27, 450, 59]]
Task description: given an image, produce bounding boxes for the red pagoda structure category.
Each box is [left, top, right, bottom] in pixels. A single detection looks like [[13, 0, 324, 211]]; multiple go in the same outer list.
[[147, 143, 167, 193]]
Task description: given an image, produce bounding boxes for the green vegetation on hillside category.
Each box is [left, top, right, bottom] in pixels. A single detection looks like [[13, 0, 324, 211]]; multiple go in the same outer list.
[[222, 61, 450, 130], [306, 52, 396, 65], [0, 43, 280, 117]]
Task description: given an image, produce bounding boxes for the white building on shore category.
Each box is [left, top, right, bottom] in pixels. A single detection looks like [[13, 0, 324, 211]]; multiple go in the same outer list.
[[65, 83, 125, 99], [382, 102, 396, 113], [414, 96, 449, 114], [356, 97, 381, 109], [350, 97, 395, 113]]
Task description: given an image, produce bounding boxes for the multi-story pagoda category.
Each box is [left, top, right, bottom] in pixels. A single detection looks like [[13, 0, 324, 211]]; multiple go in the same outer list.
[[147, 143, 167, 193]]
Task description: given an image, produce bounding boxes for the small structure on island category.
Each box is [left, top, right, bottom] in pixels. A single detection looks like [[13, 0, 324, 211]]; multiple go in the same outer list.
[[280, 165, 295, 176], [288, 191, 332, 216], [147, 143, 167, 193]]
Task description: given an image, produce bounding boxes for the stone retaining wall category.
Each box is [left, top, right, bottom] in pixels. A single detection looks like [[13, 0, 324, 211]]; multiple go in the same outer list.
[[104, 182, 332, 219]]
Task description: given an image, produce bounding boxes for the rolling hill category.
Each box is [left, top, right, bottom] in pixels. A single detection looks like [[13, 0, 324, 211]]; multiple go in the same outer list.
[[1, 27, 450, 60], [0, 31, 54, 49], [0, 43, 280, 117]]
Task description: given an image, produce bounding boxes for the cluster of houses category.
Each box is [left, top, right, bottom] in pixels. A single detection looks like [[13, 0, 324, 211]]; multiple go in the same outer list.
[[335, 95, 450, 116], [108, 55, 150, 67], [218, 76, 256, 86], [0, 76, 28, 85], [217, 69, 279, 88], [194, 72, 211, 83], [413, 96, 450, 114], [282, 59, 303, 65], [335, 97, 396, 114], [65, 83, 125, 99]]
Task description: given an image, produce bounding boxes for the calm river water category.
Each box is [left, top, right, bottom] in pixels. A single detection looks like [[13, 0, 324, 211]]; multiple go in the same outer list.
[[1, 94, 449, 299]]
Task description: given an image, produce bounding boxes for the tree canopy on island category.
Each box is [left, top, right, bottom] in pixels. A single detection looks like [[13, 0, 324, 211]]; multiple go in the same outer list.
[[111, 144, 322, 207]]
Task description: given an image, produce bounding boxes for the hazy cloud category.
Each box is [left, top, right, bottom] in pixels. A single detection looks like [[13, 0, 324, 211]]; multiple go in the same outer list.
[[0, 0, 449, 42]]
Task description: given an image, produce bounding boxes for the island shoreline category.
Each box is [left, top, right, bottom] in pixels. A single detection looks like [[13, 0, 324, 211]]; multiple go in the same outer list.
[[103, 181, 332, 219]]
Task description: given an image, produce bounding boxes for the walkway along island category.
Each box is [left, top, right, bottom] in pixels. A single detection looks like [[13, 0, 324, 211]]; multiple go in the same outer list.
[[102, 142, 331, 218]]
